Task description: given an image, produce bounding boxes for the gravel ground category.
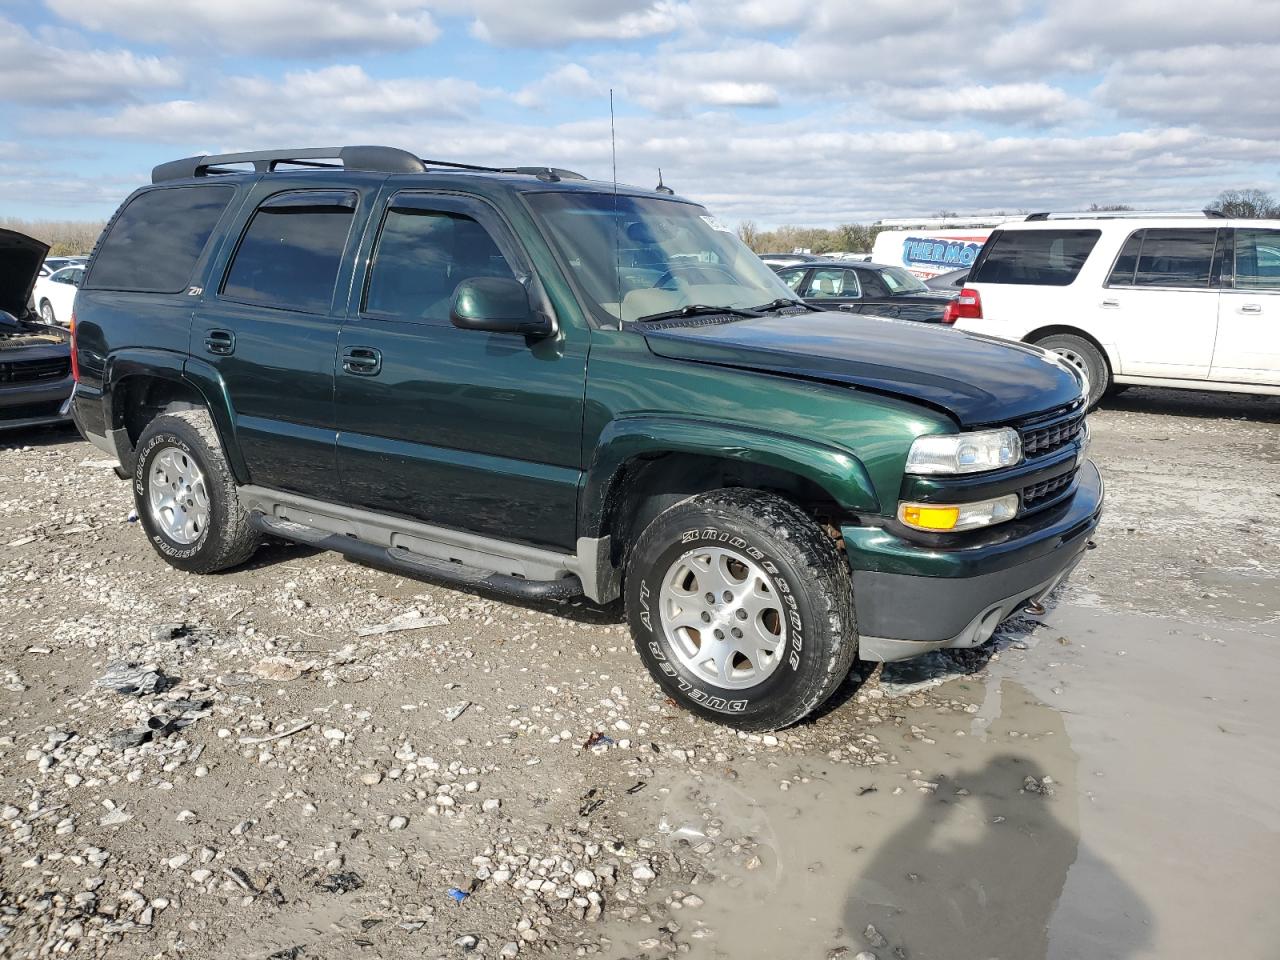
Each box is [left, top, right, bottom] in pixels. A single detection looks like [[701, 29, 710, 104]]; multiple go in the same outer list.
[[1, 386, 1277, 960]]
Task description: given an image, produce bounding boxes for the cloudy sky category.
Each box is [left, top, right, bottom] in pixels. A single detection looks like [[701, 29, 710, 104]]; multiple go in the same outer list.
[[2, 0, 1278, 226]]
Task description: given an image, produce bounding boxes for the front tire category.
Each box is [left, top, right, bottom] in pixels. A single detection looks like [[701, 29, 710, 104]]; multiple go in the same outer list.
[[625, 489, 858, 730], [39, 300, 55, 325], [1033, 333, 1108, 409], [133, 409, 258, 573]]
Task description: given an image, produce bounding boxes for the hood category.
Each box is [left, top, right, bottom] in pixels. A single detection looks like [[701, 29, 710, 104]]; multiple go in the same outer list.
[[643, 311, 1083, 428], [0, 229, 50, 321]]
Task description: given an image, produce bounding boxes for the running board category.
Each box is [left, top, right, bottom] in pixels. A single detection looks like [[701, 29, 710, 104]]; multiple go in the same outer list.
[[250, 514, 583, 601]]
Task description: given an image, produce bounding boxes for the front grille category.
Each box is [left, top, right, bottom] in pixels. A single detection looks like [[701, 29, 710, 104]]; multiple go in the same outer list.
[[1021, 410, 1085, 458], [1022, 467, 1076, 510], [0, 357, 70, 384]]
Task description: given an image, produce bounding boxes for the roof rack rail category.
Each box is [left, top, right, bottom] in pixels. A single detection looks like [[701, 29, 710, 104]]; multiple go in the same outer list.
[[152, 146, 428, 183], [1023, 209, 1225, 222], [153, 146, 588, 184]]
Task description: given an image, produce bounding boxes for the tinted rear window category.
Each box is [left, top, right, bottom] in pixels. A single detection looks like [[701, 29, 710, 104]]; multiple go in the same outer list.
[[222, 196, 354, 313], [86, 186, 234, 293], [1133, 229, 1217, 288], [970, 229, 1101, 286]]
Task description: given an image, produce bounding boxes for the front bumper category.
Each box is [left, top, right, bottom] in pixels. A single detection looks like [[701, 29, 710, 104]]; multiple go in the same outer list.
[[843, 459, 1103, 662], [0, 373, 74, 431]]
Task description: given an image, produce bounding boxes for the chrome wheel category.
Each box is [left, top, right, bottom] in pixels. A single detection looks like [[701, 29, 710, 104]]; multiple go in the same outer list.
[[39, 301, 55, 324], [658, 546, 787, 690], [147, 446, 210, 545]]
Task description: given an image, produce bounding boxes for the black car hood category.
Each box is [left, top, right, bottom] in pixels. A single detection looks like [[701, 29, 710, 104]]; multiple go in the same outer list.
[[643, 311, 1083, 428], [0, 229, 49, 322]]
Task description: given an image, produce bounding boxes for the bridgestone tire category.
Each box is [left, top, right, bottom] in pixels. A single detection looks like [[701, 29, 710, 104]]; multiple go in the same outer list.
[[133, 409, 258, 574], [1033, 333, 1109, 409], [625, 488, 858, 730]]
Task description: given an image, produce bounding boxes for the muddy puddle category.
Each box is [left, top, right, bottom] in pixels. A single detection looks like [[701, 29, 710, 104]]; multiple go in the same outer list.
[[608, 602, 1280, 959]]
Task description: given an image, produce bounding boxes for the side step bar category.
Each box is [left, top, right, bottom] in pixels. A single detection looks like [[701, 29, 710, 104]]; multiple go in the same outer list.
[[250, 514, 584, 601]]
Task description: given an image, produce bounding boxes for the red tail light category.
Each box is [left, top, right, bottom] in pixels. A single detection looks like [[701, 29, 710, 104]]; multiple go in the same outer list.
[[69, 312, 80, 382], [943, 287, 983, 324]]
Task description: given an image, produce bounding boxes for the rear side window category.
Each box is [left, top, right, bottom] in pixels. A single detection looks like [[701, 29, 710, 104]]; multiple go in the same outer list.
[[86, 186, 234, 293], [1233, 228, 1280, 291], [969, 229, 1101, 286], [1107, 232, 1144, 285], [364, 207, 513, 323], [1132, 229, 1217, 288], [803, 268, 859, 298], [222, 192, 356, 313]]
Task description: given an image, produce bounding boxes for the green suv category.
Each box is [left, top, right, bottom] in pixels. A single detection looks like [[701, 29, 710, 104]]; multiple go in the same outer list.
[[69, 146, 1102, 730]]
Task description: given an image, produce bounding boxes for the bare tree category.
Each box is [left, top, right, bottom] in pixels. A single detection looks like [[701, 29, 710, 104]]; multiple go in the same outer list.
[[1089, 203, 1134, 211], [736, 220, 761, 251], [1207, 189, 1279, 219], [0, 218, 105, 256]]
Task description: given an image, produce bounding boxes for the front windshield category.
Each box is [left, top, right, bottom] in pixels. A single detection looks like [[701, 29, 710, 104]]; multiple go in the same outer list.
[[880, 265, 930, 295], [527, 191, 798, 323]]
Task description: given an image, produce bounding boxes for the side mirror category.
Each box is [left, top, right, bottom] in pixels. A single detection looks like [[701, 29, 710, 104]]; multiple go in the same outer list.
[[450, 277, 554, 337]]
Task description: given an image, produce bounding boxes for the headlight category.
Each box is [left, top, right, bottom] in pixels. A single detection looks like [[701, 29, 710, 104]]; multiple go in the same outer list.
[[905, 427, 1022, 476], [898, 494, 1019, 532]]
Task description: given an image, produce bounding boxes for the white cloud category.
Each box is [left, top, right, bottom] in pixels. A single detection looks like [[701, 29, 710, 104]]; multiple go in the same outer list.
[[514, 63, 605, 108], [0, 16, 182, 105], [1097, 43, 1280, 139], [30, 66, 498, 146], [457, 0, 693, 46], [46, 0, 440, 56], [878, 83, 1085, 126]]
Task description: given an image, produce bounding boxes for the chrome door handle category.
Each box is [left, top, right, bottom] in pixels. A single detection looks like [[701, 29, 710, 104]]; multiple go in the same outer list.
[[1239, 303, 1262, 314], [341, 346, 382, 376], [1101, 298, 1120, 308], [204, 329, 235, 355]]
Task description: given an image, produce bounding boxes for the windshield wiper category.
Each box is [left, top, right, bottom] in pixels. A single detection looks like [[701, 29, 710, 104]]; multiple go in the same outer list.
[[634, 303, 762, 324], [748, 297, 820, 313]]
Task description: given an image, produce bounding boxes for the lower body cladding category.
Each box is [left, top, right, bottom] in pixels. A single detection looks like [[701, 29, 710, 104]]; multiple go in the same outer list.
[[845, 460, 1104, 663]]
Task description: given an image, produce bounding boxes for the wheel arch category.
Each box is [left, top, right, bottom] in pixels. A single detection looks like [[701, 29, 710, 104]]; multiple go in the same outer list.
[[1023, 325, 1117, 380], [103, 351, 246, 479], [582, 416, 880, 566]]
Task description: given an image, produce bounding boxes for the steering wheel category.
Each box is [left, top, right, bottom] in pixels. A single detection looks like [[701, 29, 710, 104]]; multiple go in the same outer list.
[[652, 262, 737, 289]]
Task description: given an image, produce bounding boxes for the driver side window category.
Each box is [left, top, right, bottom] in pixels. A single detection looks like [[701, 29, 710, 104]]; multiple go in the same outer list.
[[364, 208, 513, 324]]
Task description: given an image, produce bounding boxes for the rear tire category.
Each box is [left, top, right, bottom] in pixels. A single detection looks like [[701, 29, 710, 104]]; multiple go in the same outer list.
[[1033, 333, 1108, 409], [625, 488, 858, 730], [133, 409, 258, 573]]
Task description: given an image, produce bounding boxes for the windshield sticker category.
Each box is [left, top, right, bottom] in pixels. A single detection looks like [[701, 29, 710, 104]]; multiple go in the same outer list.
[[700, 215, 732, 233]]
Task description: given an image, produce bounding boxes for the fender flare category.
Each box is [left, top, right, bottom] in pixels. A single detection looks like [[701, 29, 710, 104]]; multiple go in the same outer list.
[[579, 414, 881, 538], [102, 349, 248, 482]]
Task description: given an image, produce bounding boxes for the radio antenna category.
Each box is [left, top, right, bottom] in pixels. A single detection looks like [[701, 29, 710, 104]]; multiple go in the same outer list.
[[610, 89, 622, 329]]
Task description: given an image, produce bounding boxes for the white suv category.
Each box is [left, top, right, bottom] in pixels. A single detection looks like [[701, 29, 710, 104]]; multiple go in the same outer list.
[[946, 214, 1280, 406]]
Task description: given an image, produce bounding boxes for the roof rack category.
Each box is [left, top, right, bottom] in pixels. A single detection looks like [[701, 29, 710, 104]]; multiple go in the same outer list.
[[152, 146, 587, 184], [1023, 209, 1225, 221]]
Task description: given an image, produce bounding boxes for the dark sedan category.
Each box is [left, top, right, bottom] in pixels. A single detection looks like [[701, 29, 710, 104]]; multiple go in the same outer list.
[[774, 259, 956, 323]]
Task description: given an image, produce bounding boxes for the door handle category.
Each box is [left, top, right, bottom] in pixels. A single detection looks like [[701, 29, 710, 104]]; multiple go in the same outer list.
[[1101, 298, 1120, 308], [204, 329, 235, 355], [1239, 303, 1263, 314], [341, 346, 382, 376]]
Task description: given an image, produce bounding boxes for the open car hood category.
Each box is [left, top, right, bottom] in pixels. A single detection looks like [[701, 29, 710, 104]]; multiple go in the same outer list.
[[0, 229, 50, 323], [642, 310, 1084, 428]]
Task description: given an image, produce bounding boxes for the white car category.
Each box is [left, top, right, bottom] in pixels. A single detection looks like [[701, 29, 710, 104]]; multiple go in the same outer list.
[[947, 213, 1280, 405], [31, 263, 85, 326]]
